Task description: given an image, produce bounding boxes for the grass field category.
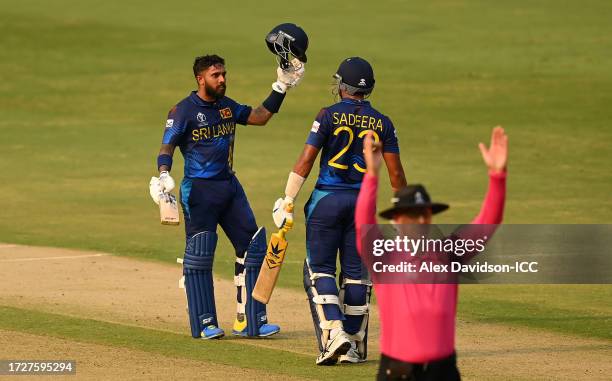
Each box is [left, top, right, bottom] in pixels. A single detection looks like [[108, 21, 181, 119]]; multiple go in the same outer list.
[[1, 0, 611, 379]]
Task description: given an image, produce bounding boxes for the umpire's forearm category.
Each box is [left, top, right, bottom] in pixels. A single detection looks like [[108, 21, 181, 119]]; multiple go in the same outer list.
[[355, 173, 379, 255]]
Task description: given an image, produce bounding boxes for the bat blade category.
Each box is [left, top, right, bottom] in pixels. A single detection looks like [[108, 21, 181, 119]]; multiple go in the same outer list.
[[159, 193, 180, 225], [253, 229, 288, 304]]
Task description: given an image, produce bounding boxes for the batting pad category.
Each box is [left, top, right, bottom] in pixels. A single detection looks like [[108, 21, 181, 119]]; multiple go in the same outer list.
[[339, 277, 372, 359], [183, 231, 218, 338], [303, 260, 345, 352]]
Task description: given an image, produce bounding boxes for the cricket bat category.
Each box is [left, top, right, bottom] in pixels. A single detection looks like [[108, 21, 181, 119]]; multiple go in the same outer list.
[[159, 192, 180, 225], [253, 227, 289, 304]]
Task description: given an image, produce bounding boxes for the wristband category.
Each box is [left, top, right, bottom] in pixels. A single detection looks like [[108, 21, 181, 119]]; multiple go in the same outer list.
[[285, 171, 306, 200], [262, 90, 286, 113], [157, 154, 173, 171]]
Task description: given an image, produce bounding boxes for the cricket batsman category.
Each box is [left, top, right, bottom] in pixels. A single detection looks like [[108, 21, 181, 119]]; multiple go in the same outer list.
[[148, 24, 308, 339], [272, 57, 407, 364]]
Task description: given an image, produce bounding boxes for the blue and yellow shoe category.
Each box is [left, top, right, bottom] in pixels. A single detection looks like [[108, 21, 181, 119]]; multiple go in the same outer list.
[[232, 317, 280, 338], [201, 325, 225, 339]]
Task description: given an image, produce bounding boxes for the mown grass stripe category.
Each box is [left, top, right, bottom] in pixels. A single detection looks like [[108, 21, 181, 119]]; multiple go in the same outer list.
[[459, 298, 612, 341], [0, 305, 378, 380]]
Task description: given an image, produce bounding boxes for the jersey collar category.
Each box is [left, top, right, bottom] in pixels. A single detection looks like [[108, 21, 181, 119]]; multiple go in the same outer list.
[[189, 91, 221, 108], [340, 97, 370, 106]]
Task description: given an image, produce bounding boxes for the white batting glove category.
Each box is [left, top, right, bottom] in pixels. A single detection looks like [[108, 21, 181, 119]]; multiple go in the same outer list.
[[149, 171, 175, 205], [159, 171, 175, 193], [273, 59, 306, 93], [272, 197, 294, 230], [149, 176, 162, 205]]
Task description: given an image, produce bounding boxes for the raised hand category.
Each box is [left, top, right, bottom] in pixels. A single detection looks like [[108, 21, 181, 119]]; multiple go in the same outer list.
[[274, 58, 306, 93], [479, 126, 508, 173]]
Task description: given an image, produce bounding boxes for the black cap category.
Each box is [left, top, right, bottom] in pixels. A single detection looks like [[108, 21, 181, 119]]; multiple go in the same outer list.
[[335, 57, 375, 93], [379, 184, 449, 220]]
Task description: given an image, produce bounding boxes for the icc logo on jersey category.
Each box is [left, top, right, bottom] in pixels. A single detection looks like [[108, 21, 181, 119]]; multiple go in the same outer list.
[[197, 112, 208, 126]]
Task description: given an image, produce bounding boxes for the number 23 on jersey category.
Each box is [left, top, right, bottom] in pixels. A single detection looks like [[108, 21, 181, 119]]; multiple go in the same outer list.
[[328, 127, 380, 173]]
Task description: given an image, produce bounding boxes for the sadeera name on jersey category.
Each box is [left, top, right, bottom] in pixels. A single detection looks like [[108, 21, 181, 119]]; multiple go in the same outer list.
[[192, 121, 236, 141], [332, 112, 383, 131]]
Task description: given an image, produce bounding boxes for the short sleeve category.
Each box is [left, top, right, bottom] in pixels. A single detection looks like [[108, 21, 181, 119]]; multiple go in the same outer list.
[[305, 108, 331, 148], [162, 105, 187, 145], [382, 116, 400, 154], [226, 98, 252, 125]]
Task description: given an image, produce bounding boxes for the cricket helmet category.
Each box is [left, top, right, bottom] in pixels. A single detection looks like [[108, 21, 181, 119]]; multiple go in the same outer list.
[[265, 23, 308, 67], [334, 57, 375, 96]]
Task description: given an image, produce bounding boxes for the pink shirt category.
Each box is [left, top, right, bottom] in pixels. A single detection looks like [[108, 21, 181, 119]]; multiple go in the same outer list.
[[355, 171, 506, 363]]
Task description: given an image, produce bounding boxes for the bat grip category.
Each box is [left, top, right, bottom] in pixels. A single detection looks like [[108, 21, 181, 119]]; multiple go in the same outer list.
[[278, 227, 288, 238]]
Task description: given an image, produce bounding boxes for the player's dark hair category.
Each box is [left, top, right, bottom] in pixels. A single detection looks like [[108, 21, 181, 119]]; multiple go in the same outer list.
[[193, 55, 225, 77]]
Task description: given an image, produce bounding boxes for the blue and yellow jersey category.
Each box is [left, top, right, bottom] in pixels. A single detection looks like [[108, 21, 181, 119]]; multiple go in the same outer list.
[[306, 98, 399, 190], [162, 91, 251, 179]]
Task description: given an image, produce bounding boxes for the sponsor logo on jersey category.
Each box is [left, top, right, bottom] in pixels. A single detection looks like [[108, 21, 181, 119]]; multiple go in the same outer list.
[[165, 119, 174, 128], [311, 121, 320, 133], [219, 108, 233, 119]]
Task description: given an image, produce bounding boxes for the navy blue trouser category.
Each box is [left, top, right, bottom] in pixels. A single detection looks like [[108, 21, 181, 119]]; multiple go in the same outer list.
[[180, 175, 258, 257], [305, 188, 367, 334]]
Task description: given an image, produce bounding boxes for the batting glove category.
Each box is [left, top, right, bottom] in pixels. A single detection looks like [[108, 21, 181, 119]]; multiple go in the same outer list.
[[149, 176, 162, 205], [159, 171, 175, 193], [272, 197, 294, 230], [149, 171, 175, 205], [273, 59, 306, 93]]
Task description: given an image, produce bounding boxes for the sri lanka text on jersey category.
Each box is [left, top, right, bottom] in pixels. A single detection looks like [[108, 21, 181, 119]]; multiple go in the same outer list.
[[192, 122, 236, 141]]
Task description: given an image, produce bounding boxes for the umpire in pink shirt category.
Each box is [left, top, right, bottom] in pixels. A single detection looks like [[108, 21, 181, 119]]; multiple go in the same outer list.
[[355, 127, 508, 380]]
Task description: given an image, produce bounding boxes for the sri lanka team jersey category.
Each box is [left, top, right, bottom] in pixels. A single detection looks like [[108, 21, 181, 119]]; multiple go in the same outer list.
[[161, 91, 251, 179], [306, 98, 400, 190]]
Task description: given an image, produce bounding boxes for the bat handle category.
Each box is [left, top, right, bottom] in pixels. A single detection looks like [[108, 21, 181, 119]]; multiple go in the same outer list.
[[278, 226, 290, 238]]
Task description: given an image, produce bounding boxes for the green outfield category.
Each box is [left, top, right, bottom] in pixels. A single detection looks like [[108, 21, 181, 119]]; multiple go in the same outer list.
[[1, 0, 611, 379]]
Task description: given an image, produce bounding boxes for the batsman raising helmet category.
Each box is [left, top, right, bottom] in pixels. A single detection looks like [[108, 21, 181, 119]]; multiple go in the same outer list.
[[149, 23, 308, 340], [273, 57, 407, 365]]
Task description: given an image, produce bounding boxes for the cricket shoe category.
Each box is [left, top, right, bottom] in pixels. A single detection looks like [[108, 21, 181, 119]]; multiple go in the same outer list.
[[316, 331, 352, 366], [231, 317, 280, 338], [339, 346, 366, 364], [201, 325, 225, 339]]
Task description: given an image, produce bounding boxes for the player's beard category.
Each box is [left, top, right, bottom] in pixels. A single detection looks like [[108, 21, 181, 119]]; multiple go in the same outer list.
[[205, 82, 226, 100]]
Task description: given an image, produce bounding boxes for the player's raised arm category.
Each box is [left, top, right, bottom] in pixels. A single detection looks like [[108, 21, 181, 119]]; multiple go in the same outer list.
[[247, 58, 305, 126]]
